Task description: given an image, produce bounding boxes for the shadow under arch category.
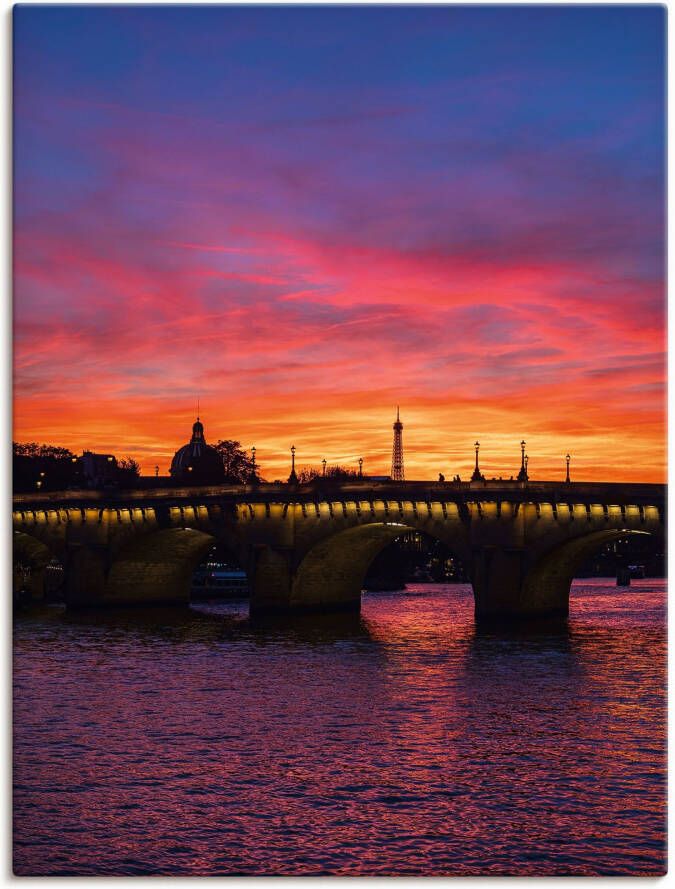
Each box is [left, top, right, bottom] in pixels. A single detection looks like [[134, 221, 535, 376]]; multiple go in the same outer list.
[[522, 528, 655, 617], [13, 530, 58, 601], [105, 527, 217, 607], [291, 521, 473, 611], [14, 529, 54, 567]]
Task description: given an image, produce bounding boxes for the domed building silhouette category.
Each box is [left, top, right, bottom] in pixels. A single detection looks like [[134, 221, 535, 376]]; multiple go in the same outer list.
[[170, 417, 225, 484]]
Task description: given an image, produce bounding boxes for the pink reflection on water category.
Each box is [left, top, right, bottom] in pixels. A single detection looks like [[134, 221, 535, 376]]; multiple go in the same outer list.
[[13, 580, 666, 875]]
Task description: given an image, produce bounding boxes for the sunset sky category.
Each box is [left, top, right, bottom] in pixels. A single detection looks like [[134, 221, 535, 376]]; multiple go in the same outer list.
[[13, 6, 665, 482]]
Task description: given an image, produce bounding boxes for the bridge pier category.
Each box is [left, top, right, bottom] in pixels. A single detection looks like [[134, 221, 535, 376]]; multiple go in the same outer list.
[[64, 545, 108, 607], [471, 546, 569, 622], [248, 540, 365, 615], [249, 545, 294, 614], [249, 524, 406, 615]]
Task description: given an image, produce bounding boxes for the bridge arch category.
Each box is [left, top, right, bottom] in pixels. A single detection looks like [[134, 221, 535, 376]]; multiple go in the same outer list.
[[11, 482, 666, 619], [521, 528, 657, 617], [103, 527, 217, 607], [289, 521, 472, 611], [14, 529, 56, 565]]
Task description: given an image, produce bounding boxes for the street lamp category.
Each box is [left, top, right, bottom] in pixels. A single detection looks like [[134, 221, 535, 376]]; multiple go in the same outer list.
[[288, 445, 297, 484], [322, 458, 327, 477], [565, 453, 571, 483], [524, 454, 529, 479], [471, 441, 483, 481], [517, 440, 528, 482], [358, 457, 363, 478], [250, 446, 258, 484]]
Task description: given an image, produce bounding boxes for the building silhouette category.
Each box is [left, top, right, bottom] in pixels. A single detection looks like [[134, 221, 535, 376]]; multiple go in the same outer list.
[[82, 451, 117, 488], [170, 416, 225, 484]]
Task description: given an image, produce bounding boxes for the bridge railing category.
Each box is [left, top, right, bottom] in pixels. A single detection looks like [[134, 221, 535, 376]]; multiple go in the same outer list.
[[12, 478, 666, 510]]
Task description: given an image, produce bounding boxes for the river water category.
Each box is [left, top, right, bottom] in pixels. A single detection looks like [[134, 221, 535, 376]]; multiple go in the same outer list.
[[13, 579, 666, 876]]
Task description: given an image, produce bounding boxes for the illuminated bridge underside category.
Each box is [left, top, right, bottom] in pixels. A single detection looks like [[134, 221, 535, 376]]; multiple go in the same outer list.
[[12, 481, 665, 621]]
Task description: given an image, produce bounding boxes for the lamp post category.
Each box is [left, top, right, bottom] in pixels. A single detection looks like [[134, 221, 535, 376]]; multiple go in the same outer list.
[[517, 440, 527, 481], [250, 446, 257, 483], [288, 445, 297, 484], [524, 454, 529, 480], [322, 458, 327, 477], [471, 440, 483, 481], [565, 453, 571, 483], [358, 457, 363, 478], [155, 465, 159, 478]]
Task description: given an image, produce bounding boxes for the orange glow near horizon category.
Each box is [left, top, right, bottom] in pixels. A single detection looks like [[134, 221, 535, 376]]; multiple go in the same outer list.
[[13, 330, 666, 484], [12, 234, 666, 483]]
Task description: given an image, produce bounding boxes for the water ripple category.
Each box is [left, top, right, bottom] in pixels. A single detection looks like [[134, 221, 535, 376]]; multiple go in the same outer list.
[[13, 580, 666, 875]]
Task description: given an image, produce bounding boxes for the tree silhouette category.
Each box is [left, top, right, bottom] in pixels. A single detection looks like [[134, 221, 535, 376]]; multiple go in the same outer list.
[[13, 441, 75, 460], [297, 465, 358, 483], [213, 439, 260, 483], [13, 441, 79, 491], [117, 457, 141, 484]]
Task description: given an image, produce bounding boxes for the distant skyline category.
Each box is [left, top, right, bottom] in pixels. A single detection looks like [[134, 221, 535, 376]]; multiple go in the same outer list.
[[13, 7, 665, 482]]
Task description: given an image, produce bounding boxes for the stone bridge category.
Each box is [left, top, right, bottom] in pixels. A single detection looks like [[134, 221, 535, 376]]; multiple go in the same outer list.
[[12, 479, 665, 621]]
